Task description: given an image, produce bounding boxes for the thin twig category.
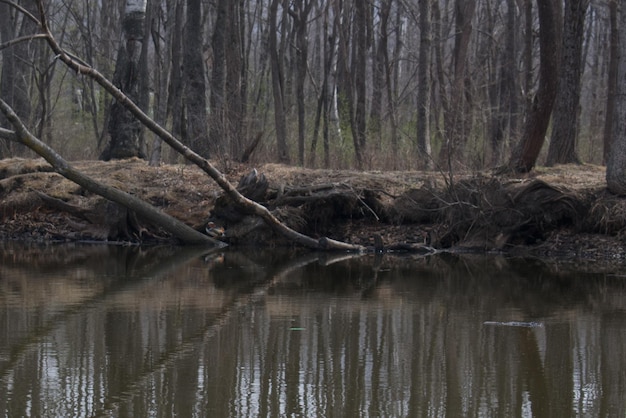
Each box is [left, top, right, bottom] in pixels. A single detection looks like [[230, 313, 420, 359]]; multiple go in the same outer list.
[[0, 33, 47, 51]]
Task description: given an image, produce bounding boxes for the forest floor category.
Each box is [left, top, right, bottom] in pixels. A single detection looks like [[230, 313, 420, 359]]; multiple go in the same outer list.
[[1, 157, 626, 265]]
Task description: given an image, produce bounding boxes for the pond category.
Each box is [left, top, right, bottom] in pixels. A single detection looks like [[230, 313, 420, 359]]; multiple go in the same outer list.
[[0, 243, 625, 417]]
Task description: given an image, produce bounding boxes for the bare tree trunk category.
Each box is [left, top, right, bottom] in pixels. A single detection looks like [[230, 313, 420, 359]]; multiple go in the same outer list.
[[225, 1, 245, 158], [437, 0, 477, 170], [523, 0, 534, 101], [182, 0, 210, 158], [604, 0, 618, 166], [369, 0, 390, 151], [416, 0, 433, 169], [309, 2, 331, 168], [209, 0, 227, 155], [149, 0, 173, 166], [546, 0, 588, 166], [269, 0, 290, 163], [352, 0, 368, 169], [385, 1, 402, 169], [0, 2, 10, 158], [586, 6, 607, 163], [506, 0, 562, 173], [101, 0, 148, 161], [490, 0, 519, 166], [322, 3, 336, 169], [0, 0, 37, 157], [290, 0, 312, 166], [167, 0, 185, 162], [606, 0, 626, 194]]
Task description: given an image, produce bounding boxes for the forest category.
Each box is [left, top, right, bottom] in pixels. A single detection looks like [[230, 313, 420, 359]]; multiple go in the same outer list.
[[0, 0, 620, 175], [4, 0, 626, 250]]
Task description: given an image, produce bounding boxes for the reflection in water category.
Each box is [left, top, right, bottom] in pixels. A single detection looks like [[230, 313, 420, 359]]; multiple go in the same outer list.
[[0, 243, 625, 417]]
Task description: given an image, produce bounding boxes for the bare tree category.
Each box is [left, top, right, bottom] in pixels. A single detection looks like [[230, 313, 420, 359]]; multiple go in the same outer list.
[[546, 0, 589, 166], [0, 0, 620, 172], [604, 0, 618, 165], [0, 0, 38, 157], [309, 1, 336, 168], [101, 0, 148, 160], [606, 0, 626, 194], [416, 0, 433, 169], [163, 0, 185, 163], [182, 0, 209, 158], [269, 0, 290, 163], [369, 0, 389, 150], [352, 0, 368, 169], [490, 0, 520, 166], [225, 1, 246, 158], [437, 0, 477, 170], [290, 0, 313, 166], [506, 0, 562, 173], [149, 0, 174, 165], [209, 0, 227, 155], [334, 0, 369, 169]]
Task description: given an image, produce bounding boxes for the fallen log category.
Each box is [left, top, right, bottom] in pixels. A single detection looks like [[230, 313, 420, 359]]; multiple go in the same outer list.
[[0, 99, 224, 246]]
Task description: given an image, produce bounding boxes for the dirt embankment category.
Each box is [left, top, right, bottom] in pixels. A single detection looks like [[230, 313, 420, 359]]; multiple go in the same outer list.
[[1, 157, 625, 261]]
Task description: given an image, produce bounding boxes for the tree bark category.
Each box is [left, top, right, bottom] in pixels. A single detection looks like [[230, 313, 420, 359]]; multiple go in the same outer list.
[[416, 0, 433, 169], [101, 0, 148, 161], [507, 0, 562, 173], [167, 0, 185, 160], [290, 0, 313, 166], [352, 0, 368, 169], [604, 0, 619, 166], [209, 0, 227, 155], [269, 0, 290, 163], [149, 0, 172, 166], [437, 0, 477, 170], [384, 2, 401, 169], [225, 0, 245, 158], [606, 0, 626, 194], [183, 0, 210, 158], [0, 1, 15, 158], [314, 3, 335, 169], [369, 0, 390, 150], [546, 0, 588, 166], [0, 0, 36, 157], [490, 0, 519, 166]]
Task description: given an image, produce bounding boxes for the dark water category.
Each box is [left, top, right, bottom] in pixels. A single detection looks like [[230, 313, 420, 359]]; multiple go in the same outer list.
[[1, 243, 625, 417]]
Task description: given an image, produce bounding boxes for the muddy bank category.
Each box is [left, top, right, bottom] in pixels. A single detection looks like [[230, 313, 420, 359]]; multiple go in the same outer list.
[[0, 158, 625, 261]]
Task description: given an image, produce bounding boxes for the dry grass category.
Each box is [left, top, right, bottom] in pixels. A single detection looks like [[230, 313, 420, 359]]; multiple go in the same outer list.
[[1, 157, 624, 259]]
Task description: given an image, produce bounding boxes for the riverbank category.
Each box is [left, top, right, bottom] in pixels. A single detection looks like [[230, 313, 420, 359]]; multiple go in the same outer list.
[[1, 157, 624, 262]]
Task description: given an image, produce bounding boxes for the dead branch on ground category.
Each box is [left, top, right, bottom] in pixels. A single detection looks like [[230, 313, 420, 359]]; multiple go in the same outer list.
[[0, 99, 223, 246]]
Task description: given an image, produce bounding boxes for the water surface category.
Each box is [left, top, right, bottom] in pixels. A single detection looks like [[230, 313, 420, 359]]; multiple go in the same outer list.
[[1, 243, 625, 417]]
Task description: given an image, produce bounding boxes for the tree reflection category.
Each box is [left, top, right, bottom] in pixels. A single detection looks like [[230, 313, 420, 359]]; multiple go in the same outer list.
[[0, 244, 625, 417]]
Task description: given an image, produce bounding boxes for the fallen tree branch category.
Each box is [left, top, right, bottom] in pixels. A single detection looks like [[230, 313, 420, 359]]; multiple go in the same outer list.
[[0, 99, 223, 246], [0, 127, 17, 142], [31, 1, 365, 252]]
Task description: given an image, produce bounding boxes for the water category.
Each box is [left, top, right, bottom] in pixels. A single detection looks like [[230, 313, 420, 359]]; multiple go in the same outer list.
[[1, 243, 625, 417]]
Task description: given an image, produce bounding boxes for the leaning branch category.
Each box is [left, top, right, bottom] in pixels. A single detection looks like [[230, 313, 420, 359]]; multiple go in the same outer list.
[[0, 34, 48, 51], [33, 1, 364, 252], [0, 99, 223, 247]]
